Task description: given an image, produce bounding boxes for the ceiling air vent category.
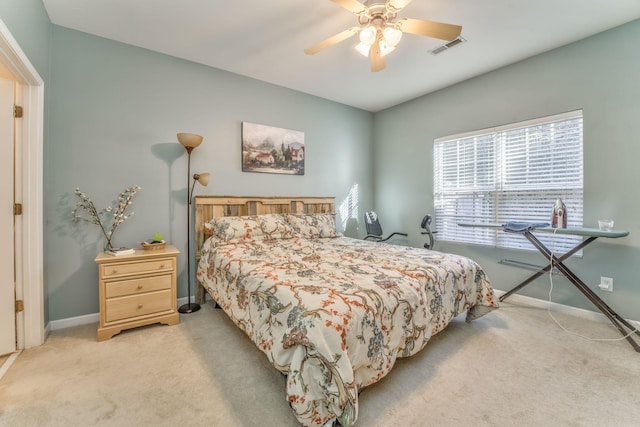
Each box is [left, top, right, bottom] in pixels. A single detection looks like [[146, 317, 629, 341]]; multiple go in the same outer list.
[[429, 36, 466, 55]]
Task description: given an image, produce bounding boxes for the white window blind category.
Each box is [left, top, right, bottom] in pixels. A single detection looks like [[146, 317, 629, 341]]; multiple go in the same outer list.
[[434, 110, 584, 253]]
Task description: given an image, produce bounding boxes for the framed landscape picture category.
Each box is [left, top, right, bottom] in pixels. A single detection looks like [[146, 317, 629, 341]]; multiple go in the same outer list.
[[241, 122, 305, 175]]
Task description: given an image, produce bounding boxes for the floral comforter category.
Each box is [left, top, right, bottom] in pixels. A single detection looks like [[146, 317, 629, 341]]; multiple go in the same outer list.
[[196, 235, 497, 426]]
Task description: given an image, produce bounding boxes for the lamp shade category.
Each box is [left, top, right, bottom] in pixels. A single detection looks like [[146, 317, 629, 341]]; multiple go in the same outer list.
[[359, 26, 376, 46], [194, 173, 210, 187], [177, 133, 203, 149], [383, 26, 402, 47], [355, 42, 371, 57]]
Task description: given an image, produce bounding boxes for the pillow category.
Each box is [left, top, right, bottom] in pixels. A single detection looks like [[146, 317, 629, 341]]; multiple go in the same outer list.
[[283, 213, 340, 239], [257, 214, 296, 240], [204, 215, 263, 245]]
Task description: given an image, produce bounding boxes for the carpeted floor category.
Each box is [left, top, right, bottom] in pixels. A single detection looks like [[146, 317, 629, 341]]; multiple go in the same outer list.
[[1, 301, 639, 427]]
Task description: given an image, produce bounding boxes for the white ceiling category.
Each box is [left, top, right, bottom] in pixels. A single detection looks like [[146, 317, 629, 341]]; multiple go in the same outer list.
[[43, 0, 640, 112]]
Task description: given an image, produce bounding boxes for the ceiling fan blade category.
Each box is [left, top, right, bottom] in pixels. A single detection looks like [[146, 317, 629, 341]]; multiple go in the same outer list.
[[304, 27, 359, 55], [397, 18, 462, 41], [369, 40, 386, 72], [387, 0, 414, 12], [331, 0, 368, 14]]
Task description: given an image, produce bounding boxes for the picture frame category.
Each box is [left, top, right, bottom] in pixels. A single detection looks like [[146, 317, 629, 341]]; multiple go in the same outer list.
[[241, 122, 305, 175]]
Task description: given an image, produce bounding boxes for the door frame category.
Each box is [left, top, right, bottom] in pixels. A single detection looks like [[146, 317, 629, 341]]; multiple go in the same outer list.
[[0, 19, 45, 348]]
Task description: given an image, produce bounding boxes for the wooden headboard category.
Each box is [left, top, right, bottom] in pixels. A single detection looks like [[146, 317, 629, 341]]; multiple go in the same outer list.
[[194, 195, 335, 259]]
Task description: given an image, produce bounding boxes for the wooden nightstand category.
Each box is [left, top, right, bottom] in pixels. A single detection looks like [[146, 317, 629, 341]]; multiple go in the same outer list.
[[94, 245, 180, 341]]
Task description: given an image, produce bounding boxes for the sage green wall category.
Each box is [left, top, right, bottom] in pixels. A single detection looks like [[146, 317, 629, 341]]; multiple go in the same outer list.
[[0, 0, 51, 79], [373, 20, 640, 321], [46, 26, 374, 321]]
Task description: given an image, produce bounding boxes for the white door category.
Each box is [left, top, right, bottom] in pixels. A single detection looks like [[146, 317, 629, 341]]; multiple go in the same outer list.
[[0, 75, 16, 355]]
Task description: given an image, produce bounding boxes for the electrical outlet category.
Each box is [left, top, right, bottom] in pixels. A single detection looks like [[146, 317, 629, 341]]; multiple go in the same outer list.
[[598, 276, 613, 292]]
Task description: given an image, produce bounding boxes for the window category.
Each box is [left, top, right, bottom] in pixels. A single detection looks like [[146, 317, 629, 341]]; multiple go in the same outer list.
[[339, 183, 359, 232], [433, 110, 583, 253]]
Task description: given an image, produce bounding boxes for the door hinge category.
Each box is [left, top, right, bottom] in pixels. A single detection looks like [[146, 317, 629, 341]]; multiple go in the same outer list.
[[15, 300, 24, 313], [14, 203, 22, 215], [14, 105, 23, 118]]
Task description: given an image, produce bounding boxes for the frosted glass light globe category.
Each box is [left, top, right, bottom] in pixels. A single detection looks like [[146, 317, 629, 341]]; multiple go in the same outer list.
[[359, 26, 377, 45], [383, 26, 402, 47]]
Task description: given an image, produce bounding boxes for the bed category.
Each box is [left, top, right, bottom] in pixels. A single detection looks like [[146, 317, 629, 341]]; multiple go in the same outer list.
[[194, 196, 498, 427]]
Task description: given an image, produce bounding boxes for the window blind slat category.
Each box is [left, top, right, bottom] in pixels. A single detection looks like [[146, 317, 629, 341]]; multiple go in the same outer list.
[[434, 111, 584, 253]]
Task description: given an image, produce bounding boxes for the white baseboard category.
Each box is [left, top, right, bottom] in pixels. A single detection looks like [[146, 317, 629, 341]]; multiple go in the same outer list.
[[49, 312, 100, 331], [48, 296, 212, 331], [47, 292, 638, 331], [494, 289, 640, 328]]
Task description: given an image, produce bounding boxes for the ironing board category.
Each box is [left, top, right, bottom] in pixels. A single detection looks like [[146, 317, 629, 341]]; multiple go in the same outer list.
[[458, 222, 639, 352]]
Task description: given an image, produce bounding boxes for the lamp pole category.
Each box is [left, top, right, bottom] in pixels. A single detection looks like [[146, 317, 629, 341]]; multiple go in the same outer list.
[[176, 133, 205, 314], [179, 146, 200, 314]]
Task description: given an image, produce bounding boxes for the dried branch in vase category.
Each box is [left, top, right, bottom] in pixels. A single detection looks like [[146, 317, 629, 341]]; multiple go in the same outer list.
[[72, 185, 141, 251]]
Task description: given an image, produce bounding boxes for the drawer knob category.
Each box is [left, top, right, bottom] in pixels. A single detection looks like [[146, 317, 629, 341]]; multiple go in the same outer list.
[[159, 264, 165, 269], [112, 269, 118, 274], [138, 304, 143, 309], [137, 285, 143, 290]]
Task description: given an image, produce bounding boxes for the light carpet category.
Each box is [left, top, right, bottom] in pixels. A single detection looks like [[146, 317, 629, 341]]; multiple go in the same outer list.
[[1, 301, 639, 427]]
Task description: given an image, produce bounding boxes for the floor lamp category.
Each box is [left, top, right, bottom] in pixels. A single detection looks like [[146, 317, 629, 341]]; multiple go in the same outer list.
[[177, 133, 210, 314]]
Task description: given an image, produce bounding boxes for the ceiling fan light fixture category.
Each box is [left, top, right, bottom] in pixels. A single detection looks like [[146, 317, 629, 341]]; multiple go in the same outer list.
[[359, 26, 377, 45], [355, 42, 371, 57], [383, 26, 403, 47], [379, 39, 396, 57], [304, 0, 463, 72]]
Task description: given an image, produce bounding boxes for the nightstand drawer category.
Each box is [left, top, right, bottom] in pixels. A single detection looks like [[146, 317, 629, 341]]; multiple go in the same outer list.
[[96, 245, 179, 340], [105, 275, 172, 298], [105, 290, 172, 323], [101, 259, 173, 278]]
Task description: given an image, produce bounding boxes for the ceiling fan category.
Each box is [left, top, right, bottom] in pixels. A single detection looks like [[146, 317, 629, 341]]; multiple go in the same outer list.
[[304, 0, 462, 72]]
